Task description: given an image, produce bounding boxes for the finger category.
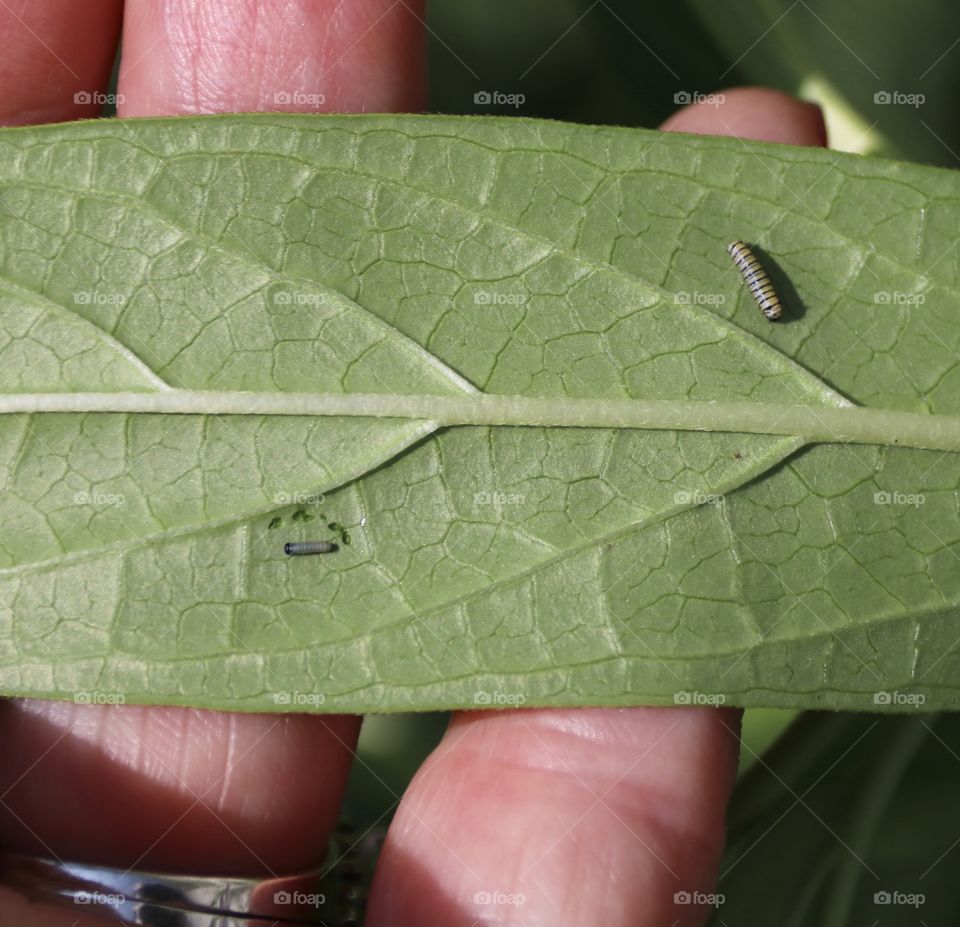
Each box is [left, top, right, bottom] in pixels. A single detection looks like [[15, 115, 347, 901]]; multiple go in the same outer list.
[[0, 0, 123, 125], [0, 700, 360, 874], [117, 0, 426, 116], [367, 707, 741, 927], [0, 0, 426, 890], [660, 85, 827, 146], [367, 88, 827, 926]]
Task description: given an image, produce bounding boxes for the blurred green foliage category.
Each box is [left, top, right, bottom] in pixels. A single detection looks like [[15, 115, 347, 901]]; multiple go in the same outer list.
[[346, 712, 448, 830], [427, 0, 960, 165], [711, 712, 960, 926], [427, 0, 739, 127]]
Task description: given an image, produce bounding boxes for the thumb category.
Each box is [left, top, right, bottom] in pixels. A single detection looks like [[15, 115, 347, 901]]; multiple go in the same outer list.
[[661, 85, 827, 147]]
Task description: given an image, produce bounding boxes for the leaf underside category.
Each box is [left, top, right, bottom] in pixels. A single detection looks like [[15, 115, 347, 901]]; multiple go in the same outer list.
[[0, 113, 958, 713]]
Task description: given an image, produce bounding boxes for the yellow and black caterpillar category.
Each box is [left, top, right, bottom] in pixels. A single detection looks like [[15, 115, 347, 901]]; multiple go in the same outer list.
[[727, 240, 782, 321]]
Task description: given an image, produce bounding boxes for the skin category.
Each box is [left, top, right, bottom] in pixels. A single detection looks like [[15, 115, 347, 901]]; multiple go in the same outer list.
[[0, 3, 827, 924]]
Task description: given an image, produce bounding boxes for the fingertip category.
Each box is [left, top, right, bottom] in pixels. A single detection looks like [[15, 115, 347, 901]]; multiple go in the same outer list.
[[0, 1, 123, 126], [367, 706, 741, 927], [661, 86, 827, 147], [117, 0, 427, 117], [0, 699, 361, 874]]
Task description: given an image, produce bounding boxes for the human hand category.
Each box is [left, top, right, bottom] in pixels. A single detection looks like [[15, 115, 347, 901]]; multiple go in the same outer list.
[[0, 4, 825, 924]]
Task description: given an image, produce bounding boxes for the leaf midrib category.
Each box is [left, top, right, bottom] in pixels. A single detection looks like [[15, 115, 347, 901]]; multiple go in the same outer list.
[[5, 391, 960, 450]]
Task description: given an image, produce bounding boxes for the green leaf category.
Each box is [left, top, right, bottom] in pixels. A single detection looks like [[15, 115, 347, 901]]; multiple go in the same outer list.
[[710, 711, 960, 926], [579, 0, 742, 128], [0, 113, 957, 713], [686, 0, 960, 164]]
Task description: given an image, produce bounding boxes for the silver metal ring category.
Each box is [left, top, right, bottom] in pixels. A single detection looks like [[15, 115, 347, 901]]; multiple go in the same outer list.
[[0, 821, 379, 925]]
